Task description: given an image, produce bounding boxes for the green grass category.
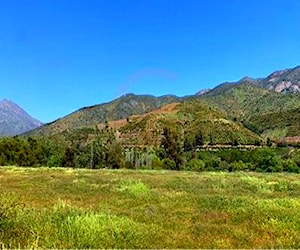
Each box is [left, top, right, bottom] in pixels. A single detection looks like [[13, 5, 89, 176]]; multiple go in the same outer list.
[[0, 167, 299, 248]]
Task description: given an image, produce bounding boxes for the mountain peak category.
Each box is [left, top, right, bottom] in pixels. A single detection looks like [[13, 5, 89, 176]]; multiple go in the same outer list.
[[0, 99, 43, 136], [0, 98, 14, 105], [196, 89, 211, 96], [0, 99, 30, 117], [239, 76, 256, 83]]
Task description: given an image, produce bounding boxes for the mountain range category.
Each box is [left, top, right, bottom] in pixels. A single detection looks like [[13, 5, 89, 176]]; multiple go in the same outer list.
[[198, 65, 300, 95], [1, 65, 300, 145]]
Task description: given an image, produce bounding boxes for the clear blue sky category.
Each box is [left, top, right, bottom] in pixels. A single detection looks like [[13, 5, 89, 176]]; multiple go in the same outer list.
[[1, 0, 299, 122]]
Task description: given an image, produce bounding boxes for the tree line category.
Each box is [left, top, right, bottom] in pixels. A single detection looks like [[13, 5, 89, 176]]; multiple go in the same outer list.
[[0, 127, 299, 173]]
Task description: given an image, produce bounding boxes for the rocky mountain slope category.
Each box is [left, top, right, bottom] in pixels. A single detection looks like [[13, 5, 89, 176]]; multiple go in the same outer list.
[[259, 66, 300, 93], [198, 65, 300, 96], [0, 99, 43, 136]]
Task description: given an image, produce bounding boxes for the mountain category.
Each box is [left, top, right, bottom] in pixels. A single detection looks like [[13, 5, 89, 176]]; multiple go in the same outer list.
[[259, 66, 300, 93], [0, 99, 43, 136], [198, 66, 300, 141], [246, 107, 300, 140], [26, 65, 300, 145], [27, 94, 180, 137], [27, 97, 261, 148], [199, 65, 300, 96], [200, 82, 300, 119], [196, 89, 211, 95]]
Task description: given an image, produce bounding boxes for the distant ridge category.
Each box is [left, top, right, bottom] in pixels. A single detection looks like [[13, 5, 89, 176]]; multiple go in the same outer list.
[[0, 99, 43, 136], [200, 65, 300, 95], [260, 65, 300, 93]]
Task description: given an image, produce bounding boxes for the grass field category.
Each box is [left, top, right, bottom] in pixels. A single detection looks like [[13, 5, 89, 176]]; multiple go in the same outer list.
[[0, 167, 300, 248]]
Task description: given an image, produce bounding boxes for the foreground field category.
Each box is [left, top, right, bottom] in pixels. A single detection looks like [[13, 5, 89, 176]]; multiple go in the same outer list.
[[0, 167, 300, 248]]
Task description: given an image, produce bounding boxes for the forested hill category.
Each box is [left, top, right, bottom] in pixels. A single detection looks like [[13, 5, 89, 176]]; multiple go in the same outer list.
[[118, 98, 260, 147]]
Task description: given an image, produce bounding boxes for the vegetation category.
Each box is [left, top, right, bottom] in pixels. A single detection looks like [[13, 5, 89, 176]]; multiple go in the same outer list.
[[0, 168, 299, 248], [120, 99, 261, 147], [246, 107, 300, 139], [0, 135, 299, 173], [23, 82, 300, 151], [200, 83, 300, 142]]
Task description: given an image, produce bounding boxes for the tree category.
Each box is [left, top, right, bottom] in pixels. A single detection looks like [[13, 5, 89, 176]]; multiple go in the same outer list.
[[106, 142, 125, 169], [183, 137, 193, 152], [62, 147, 75, 168], [194, 130, 204, 147], [160, 127, 183, 170]]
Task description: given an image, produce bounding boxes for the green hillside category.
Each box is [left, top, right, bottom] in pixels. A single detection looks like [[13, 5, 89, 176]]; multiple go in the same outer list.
[[119, 98, 261, 147], [200, 83, 300, 140], [246, 107, 300, 140], [202, 83, 300, 119], [27, 94, 179, 137]]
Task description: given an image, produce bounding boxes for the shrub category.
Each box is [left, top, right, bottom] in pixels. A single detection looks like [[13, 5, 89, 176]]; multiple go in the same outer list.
[[229, 160, 248, 172], [184, 158, 205, 172], [151, 155, 163, 170], [282, 159, 300, 173], [47, 155, 62, 168], [162, 158, 177, 170], [257, 155, 282, 172]]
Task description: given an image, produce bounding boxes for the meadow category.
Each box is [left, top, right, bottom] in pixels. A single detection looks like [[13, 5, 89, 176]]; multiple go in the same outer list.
[[0, 167, 299, 248]]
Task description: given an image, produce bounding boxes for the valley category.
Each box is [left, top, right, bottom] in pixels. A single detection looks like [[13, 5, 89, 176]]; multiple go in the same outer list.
[[0, 66, 300, 249]]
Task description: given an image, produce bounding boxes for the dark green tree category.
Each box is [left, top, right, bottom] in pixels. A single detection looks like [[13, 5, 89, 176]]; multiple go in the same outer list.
[[160, 127, 183, 170], [106, 142, 125, 169], [194, 130, 204, 147], [183, 137, 193, 152], [62, 147, 75, 168]]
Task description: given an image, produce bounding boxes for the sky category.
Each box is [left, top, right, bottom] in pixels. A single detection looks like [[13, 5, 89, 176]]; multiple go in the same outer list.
[[0, 0, 300, 122]]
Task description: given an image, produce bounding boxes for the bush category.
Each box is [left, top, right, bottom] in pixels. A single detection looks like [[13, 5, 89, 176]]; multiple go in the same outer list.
[[204, 157, 222, 171], [184, 158, 205, 172], [282, 159, 300, 173], [229, 160, 248, 172], [106, 143, 125, 169], [162, 158, 177, 170], [257, 155, 282, 172], [47, 155, 62, 168], [151, 155, 163, 170]]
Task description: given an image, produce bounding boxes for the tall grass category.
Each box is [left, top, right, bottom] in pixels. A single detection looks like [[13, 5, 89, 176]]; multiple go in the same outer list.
[[0, 167, 299, 248]]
